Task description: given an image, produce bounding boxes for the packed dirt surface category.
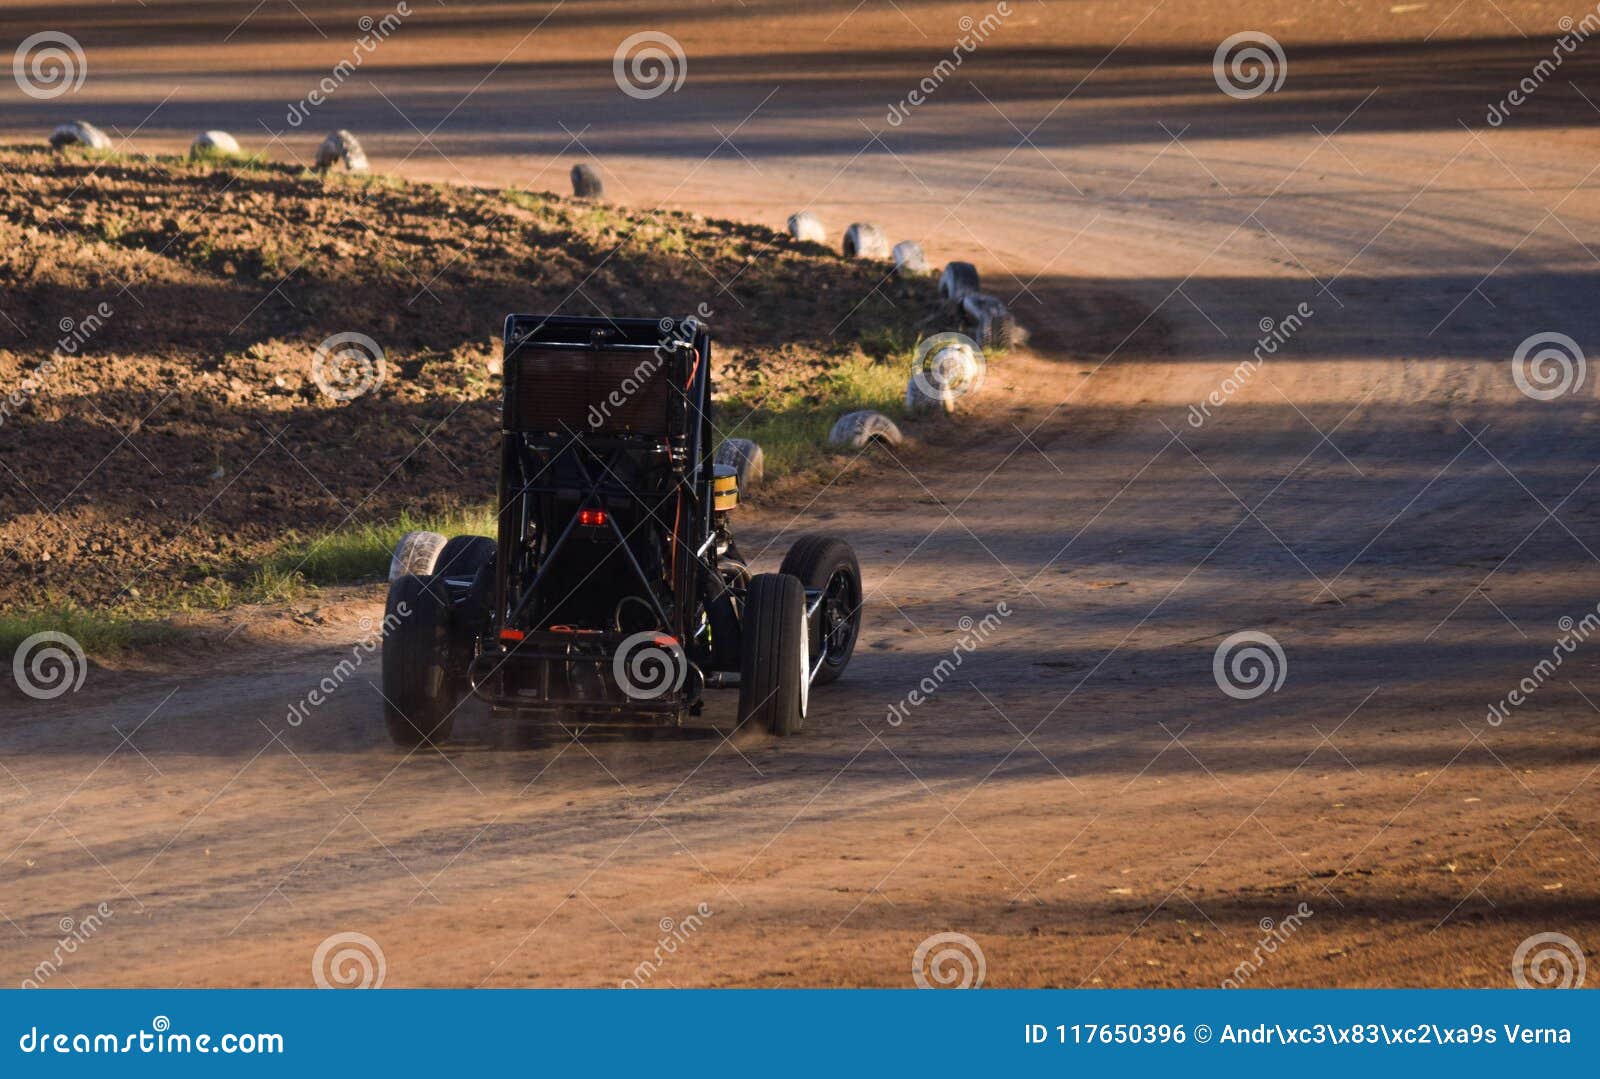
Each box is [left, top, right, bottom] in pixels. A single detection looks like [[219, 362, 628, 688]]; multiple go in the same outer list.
[[3, 0, 1600, 988]]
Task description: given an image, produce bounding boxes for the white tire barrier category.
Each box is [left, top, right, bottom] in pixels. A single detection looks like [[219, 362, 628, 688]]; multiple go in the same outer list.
[[714, 438, 764, 492], [842, 222, 890, 259], [961, 292, 1018, 351], [938, 261, 980, 302], [906, 335, 984, 414], [787, 211, 826, 244], [49, 120, 111, 151], [571, 163, 604, 198], [828, 410, 903, 449], [316, 130, 369, 172], [388, 530, 448, 583], [191, 130, 240, 157], [892, 241, 929, 275]]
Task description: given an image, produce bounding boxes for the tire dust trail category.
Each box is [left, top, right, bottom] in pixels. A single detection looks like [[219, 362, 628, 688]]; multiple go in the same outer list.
[[2, 1, 1598, 986]]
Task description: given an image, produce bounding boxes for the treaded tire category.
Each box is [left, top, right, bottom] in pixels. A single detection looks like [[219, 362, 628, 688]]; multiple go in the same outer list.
[[779, 535, 862, 685], [715, 438, 764, 492], [389, 529, 447, 582], [939, 261, 980, 302], [382, 574, 459, 747], [435, 535, 494, 579], [738, 573, 808, 736]]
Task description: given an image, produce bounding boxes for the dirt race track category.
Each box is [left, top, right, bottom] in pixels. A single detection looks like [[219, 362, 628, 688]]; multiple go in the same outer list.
[[3, 0, 1600, 987]]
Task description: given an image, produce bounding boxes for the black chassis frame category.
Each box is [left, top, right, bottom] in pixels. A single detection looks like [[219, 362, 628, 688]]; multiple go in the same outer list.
[[461, 313, 745, 729]]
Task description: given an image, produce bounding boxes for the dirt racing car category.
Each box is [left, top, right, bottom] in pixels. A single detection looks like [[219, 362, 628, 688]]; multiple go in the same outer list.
[[379, 314, 863, 745]]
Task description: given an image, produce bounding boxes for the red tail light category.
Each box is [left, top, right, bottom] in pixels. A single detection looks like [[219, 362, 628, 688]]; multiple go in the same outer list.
[[578, 508, 608, 527]]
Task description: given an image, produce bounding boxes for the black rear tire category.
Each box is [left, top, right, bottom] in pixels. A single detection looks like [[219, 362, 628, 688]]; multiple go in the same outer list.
[[779, 534, 862, 685], [738, 573, 808, 736], [381, 574, 459, 747], [434, 534, 494, 579]]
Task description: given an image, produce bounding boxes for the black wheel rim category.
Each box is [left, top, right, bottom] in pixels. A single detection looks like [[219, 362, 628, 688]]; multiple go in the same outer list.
[[817, 567, 859, 669]]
